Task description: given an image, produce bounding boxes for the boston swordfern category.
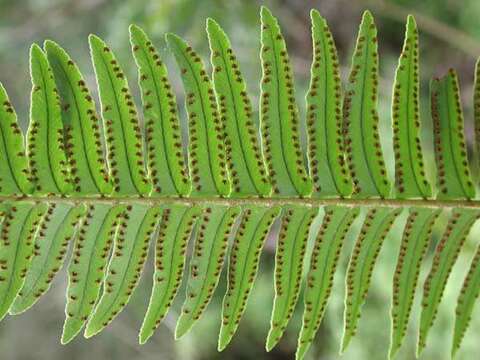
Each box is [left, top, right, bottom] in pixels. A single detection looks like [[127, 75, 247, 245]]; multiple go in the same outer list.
[[0, 5, 480, 359]]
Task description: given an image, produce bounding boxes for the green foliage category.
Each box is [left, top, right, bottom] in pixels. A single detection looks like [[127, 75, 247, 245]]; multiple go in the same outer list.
[[140, 204, 200, 344], [267, 206, 318, 350], [391, 16, 432, 199], [10, 202, 86, 314], [431, 70, 475, 199], [389, 207, 440, 358], [218, 206, 280, 350], [206, 19, 271, 197], [259, 6, 312, 196], [88, 35, 151, 196], [417, 208, 480, 356], [175, 205, 240, 338], [61, 203, 126, 344], [129, 25, 191, 196], [0, 84, 32, 195], [84, 204, 161, 337], [165, 33, 231, 196], [0, 5, 480, 360], [343, 11, 391, 198], [307, 10, 353, 198], [341, 207, 401, 352], [297, 206, 359, 360], [452, 241, 480, 358], [44, 41, 113, 196], [0, 201, 47, 320], [28, 45, 72, 195]]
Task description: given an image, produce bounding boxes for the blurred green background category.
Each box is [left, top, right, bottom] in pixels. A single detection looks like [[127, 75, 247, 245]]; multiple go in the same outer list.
[[1, 0, 480, 359]]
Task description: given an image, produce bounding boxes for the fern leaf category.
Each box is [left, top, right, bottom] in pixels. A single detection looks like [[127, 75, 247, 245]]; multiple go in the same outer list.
[[392, 16, 432, 199], [175, 206, 241, 338], [417, 208, 480, 355], [307, 10, 353, 198], [206, 18, 272, 197], [266, 206, 318, 351], [44, 40, 113, 195], [296, 206, 359, 360], [389, 207, 440, 359], [139, 204, 201, 344], [129, 25, 191, 196], [165, 33, 231, 196], [343, 11, 391, 198], [431, 70, 475, 199], [0, 83, 33, 195], [88, 35, 151, 195], [259, 6, 312, 197], [61, 203, 125, 344], [452, 242, 480, 357], [27, 44, 72, 195], [341, 207, 401, 352], [0, 201, 46, 321], [474, 58, 480, 167], [218, 205, 280, 351], [10, 202, 86, 314], [85, 204, 161, 337]]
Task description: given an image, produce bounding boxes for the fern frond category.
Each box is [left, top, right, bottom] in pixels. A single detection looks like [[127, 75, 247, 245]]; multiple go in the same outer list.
[[431, 70, 475, 199], [165, 33, 231, 196], [341, 207, 401, 352], [206, 18, 272, 197], [10, 202, 85, 314], [392, 16, 432, 199], [474, 58, 480, 168], [307, 10, 353, 198], [417, 208, 480, 355], [88, 35, 151, 195], [218, 205, 280, 351], [85, 204, 161, 337], [175, 206, 241, 338], [389, 207, 440, 359], [139, 204, 200, 344], [0, 83, 33, 195], [266, 206, 318, 351], [61, 203, 126, 344], [343, 11, 391, 198], [44, 41, 113, 195], [296, 206, 359, 360], [0, 7, 479, 359], [451, 241, 480, 358], [129, 25, 191, 196], [259, 6, 312, 197], [27, 44, 72, 195], [0, 201, 47, 320]]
